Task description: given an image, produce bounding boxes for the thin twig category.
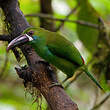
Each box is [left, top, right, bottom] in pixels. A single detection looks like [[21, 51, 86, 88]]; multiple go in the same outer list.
[[91, 92, 110, 110], [55, 3, 80, 31], [99, 17, 110, 46], [89, 87, 99, 110], [25, 13, 99, 29]]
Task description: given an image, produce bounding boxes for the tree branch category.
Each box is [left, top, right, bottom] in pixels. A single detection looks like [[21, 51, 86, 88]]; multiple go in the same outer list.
[[25, 13, 99, 29], [91, 92, 110, 110], [55, 3, 80, 31], [0, 0, 78, 110]]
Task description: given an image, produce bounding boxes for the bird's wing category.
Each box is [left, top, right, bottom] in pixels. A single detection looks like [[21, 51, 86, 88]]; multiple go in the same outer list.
[[46, 32, 84, 66]]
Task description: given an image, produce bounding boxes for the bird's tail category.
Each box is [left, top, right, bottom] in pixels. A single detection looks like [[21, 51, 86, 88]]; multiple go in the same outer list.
[[83, 66, 104, 91]]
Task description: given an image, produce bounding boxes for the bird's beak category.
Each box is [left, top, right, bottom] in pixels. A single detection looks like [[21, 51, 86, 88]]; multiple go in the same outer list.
[[7, 34, 32, 52]]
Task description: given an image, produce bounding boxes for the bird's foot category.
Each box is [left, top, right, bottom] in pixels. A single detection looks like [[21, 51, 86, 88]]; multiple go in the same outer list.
[[62, 77, 69, 83], [49, 82, 63, 89]]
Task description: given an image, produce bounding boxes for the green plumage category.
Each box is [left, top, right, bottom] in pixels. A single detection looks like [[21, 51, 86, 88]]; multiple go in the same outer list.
[[24, 27, 84, 66], [18, 27, 103, 90], [25, 27, 82, 78]]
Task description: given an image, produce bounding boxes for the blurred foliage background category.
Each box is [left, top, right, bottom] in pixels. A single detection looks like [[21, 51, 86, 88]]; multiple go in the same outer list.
[[0, 0, 110, 110]]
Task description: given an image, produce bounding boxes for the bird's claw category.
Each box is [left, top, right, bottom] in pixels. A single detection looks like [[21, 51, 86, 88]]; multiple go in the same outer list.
[[49, 82, 64, 89]]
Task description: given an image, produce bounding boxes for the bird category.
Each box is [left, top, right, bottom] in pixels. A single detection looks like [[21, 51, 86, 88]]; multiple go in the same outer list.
[[7, 27, 103, 90]]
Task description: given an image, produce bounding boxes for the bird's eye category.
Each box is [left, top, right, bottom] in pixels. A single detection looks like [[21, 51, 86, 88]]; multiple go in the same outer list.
[[27, 31, 34, 36]]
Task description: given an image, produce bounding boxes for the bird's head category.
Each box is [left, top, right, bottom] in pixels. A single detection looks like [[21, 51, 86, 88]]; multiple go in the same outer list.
[[7, 30, 35, 52]]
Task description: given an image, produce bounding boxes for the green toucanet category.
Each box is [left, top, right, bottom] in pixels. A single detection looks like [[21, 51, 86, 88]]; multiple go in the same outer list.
[[7, 27, 103, 90]]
